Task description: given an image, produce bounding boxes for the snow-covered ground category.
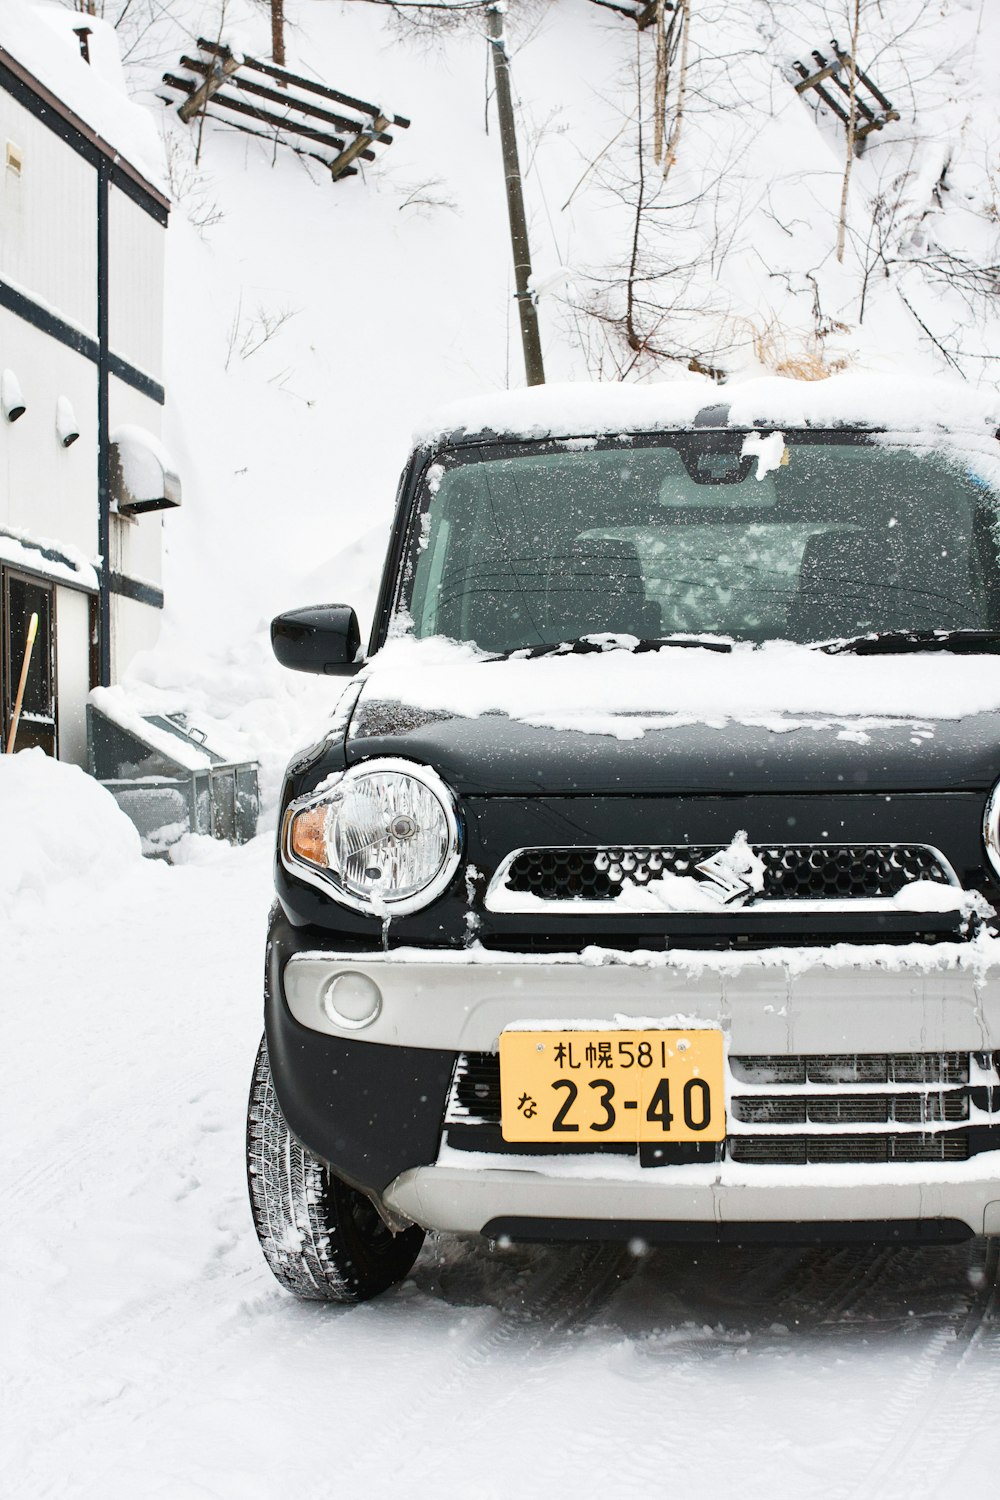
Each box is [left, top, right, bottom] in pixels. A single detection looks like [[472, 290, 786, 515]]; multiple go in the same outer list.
[[1, 757, 998, 1499]]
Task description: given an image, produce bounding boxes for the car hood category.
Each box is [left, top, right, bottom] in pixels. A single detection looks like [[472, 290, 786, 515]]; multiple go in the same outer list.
[[343, 638, 1000, 797]]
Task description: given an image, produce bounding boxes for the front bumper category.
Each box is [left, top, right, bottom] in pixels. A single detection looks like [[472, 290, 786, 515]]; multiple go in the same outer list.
[[267, 927, 1000, 1238], [384, 1161, 1000, 1241]]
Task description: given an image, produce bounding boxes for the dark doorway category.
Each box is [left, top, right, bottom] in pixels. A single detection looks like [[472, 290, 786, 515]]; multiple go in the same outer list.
[[3, 571, 57, 755]]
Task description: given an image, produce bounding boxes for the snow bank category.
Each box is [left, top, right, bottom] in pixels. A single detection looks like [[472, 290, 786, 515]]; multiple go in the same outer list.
[[0, 748, 144, 917], [415, 374, 1000, 447], [360, 636, 1000, 738]]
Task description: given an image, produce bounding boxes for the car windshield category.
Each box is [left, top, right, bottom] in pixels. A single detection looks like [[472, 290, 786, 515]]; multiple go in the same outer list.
[[403, 431, 1000, 652]]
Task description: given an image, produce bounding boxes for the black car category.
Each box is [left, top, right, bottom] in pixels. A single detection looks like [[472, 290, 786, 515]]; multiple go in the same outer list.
[[248, 379, 1000, 1301]]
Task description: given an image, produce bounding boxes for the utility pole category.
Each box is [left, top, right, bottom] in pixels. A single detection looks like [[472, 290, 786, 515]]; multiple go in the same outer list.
[[487, 5, 545, 386]]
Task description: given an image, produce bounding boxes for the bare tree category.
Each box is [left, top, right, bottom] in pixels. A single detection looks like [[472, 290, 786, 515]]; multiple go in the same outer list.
[[835, 0, 861, 263], [652, 0, 689, 176]]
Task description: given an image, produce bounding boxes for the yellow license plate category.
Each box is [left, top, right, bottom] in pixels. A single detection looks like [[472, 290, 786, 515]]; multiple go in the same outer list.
[[499, 1028, 726, 1144]]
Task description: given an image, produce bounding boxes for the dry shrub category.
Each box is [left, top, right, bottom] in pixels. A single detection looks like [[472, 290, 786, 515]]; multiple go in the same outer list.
[[749, 317, 852, 381], [772, 353, 846, 381]]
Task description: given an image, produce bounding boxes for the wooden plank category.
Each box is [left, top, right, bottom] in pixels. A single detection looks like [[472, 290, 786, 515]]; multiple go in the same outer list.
[[831, 41, 896, 112], [855, 69, 898, 116], [793, 57, 850, 125], [196, 37, 411, 128], [180, 55, 395, 143], [177, 51, 240, 124], [187, 108, 358, 176], [328, 113, 389, 180], [808, 78, 850, 126], [821, 60, 878, 122], [794, 47, 898, 143], [164, 74, 378, 159], [793, 57, 841, 94], [855, 111, 899, 139]]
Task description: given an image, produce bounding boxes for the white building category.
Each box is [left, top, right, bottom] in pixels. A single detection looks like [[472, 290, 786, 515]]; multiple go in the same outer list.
[[0, 3, 176, 766]]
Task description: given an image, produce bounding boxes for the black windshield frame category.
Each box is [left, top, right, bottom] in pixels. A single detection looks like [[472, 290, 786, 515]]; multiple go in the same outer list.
[[378, 426, 1000, 655]]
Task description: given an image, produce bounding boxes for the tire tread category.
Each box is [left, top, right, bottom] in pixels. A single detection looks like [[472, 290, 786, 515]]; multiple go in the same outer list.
[[246, 1037, 424, 1302]]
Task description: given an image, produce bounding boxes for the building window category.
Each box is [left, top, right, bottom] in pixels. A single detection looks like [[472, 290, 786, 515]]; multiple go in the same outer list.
[[2, 569, 57, 755]]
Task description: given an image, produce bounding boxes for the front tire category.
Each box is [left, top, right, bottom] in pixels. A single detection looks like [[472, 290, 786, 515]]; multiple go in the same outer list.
[[246, 1037, 425, 1302]]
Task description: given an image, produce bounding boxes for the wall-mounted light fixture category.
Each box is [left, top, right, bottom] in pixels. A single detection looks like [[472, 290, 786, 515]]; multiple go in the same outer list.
[[56, 395, 80, 447], [2, 368, 26, 422]]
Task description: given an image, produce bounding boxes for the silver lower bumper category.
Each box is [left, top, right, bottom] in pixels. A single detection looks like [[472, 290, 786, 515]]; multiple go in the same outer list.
[[384, 1159, 1000, 1237]]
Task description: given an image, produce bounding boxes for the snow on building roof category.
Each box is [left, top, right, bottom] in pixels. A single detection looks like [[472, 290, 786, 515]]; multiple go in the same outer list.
[[415, 374, 1000, 447], [0, 0, 166, 194], [0, 524, 98, 592]]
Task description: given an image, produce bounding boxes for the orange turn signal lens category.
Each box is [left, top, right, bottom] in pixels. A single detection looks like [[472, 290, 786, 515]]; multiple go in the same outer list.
[[290, 807, 329, 866]]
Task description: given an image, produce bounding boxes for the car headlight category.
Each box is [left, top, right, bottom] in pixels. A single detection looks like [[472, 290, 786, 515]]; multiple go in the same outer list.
[[282, 758, 462, 915]]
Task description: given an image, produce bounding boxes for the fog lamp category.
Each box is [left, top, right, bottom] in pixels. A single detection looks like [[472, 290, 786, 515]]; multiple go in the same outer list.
[[321, 971, 382, 1029]]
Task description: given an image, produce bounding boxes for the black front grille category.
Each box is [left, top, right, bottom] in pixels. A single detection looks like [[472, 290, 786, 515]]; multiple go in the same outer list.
[[452, 1053, 502, 1123], [502, 844, 953, 903], [446, 1051, 997, 1165], [731, 1053, 970, 1086], [731, 1093, 968, 1125], [728, 1135, 970, 1165]]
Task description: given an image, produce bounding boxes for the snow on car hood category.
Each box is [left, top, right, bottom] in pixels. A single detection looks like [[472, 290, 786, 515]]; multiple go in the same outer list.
[[343, 636, 1000, 796], [357, 635, 1000, 739]]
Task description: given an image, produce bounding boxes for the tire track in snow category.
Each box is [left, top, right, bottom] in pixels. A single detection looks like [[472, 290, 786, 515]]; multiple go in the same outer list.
[[326, 1240, 636, 1493], [482, 1237, 999, 1500], [841, 1238, 1000, 1500], [3, 1066, 220, 1216]]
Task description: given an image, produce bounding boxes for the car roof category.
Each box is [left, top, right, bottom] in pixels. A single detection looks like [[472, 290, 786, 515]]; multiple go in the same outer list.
[[413, 373, 1000, 450]]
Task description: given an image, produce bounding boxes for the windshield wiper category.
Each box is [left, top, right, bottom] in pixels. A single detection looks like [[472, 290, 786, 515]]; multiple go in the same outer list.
[[820, 629, 1000, 656], [496, 635, 734, 660]]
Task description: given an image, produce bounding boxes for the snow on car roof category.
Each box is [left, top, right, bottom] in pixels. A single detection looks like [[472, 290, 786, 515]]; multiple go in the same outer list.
[[414, 373, 1000, 447]]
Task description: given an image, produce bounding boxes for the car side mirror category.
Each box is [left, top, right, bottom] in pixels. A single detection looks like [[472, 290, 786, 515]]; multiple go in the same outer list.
[[270, 605, 362, 676]]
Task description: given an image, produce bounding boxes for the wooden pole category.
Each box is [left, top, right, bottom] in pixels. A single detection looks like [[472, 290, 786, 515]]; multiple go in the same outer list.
[[178, 52, 242, 124], [5, 612, 38, 755], [487, 5, 545, 387], [271, 0, 286, 68], [328, 114, 390, 180]]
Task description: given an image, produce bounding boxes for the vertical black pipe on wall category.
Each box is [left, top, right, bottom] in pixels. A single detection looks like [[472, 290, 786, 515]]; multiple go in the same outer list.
[[96, 162, 111, 687]]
